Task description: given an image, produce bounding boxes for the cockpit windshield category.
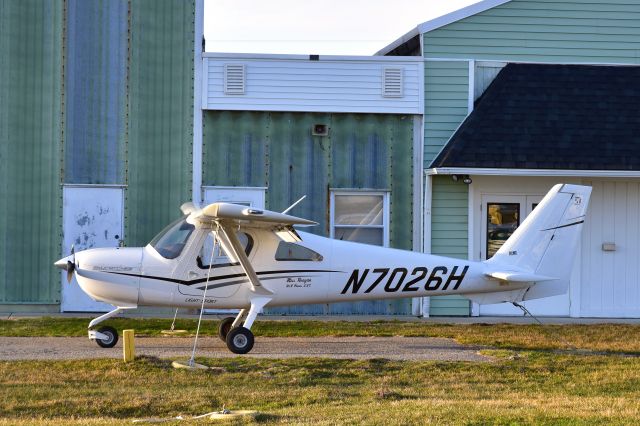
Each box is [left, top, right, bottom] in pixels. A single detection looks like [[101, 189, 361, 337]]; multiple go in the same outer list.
[[149, 216, 195, 259]]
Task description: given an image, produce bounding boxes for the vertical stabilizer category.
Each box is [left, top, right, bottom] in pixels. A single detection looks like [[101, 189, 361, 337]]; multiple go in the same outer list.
[[485, 184, 591, 301]]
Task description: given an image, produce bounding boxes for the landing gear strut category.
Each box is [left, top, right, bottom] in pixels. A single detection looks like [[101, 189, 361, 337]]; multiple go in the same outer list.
[[87, 306, 134, 348], [223, 299, 269, 354]]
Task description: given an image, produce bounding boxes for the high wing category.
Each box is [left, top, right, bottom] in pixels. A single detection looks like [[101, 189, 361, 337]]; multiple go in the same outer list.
[[200, 202, 316, 227]]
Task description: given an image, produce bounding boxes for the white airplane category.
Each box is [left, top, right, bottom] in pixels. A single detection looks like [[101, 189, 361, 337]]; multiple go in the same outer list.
[[55, 184, 591, 354]]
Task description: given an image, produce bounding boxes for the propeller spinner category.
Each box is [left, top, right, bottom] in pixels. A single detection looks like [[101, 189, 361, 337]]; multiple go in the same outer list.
[[54, 245, 76, 283]]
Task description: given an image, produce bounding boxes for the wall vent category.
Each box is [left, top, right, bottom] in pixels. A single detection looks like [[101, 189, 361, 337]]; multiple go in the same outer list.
[[224, 64, 246, 95], [382, 67, 403, 97]]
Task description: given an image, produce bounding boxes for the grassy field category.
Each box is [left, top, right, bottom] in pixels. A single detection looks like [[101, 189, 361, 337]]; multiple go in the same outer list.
[[2, 317, 640, 353], [2, 319, 640, 424], [1, 351, 640, 425]]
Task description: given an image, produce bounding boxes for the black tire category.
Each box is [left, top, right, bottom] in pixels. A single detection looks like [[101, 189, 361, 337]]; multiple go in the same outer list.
[[226, 327, 254, 354], [95, 326, 118, 348], [218, 317, 236, 342]]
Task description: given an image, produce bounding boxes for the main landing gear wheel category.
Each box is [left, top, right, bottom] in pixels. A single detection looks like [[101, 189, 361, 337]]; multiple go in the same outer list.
[[226, 327, 254, 354], [218, 317, 236, 342], [95, 326, 119, 348]]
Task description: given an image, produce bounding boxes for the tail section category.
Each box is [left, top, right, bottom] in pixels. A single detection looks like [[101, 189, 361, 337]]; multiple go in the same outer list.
[[485, 184, 592, 301]]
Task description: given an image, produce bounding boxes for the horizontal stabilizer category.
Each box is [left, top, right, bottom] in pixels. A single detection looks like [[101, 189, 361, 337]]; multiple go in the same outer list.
[[484, 271, 556, 283]]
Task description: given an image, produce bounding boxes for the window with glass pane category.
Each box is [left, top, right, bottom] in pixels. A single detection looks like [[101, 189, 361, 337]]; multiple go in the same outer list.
[[332, 193, 387, 246], [486, 203, 519, 259], [198, 232, 252, 269]]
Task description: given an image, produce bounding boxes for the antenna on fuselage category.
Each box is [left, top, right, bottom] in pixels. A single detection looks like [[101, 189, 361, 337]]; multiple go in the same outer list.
[[281, 195, 306, 214]]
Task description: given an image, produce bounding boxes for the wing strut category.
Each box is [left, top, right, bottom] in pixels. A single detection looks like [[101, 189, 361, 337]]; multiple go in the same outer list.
[[217, 222, 273, 296]]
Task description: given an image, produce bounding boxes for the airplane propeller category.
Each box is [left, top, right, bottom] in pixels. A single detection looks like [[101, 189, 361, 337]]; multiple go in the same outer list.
[[54, 245, 76, 283], [66, 245, 75, 283]]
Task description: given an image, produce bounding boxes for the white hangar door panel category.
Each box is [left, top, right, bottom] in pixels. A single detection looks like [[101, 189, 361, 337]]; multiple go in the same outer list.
[[580, 181, 640, 318], [61, 186, 123, 312]]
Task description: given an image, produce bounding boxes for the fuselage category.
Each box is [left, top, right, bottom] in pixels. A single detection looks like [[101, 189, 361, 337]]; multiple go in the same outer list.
[[66, 224, 518, 310]]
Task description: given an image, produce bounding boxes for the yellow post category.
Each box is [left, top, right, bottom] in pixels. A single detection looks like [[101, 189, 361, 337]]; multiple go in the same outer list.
[[123, 329, 135, 362]]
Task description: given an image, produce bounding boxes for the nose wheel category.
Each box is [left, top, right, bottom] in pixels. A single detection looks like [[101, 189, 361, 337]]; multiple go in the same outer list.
[[86, 306, 134, 349], [95, 326, 119, 348]]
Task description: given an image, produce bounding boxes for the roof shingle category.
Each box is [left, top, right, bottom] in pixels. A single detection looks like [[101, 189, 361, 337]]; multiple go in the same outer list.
[[430, 64, 640, 170]]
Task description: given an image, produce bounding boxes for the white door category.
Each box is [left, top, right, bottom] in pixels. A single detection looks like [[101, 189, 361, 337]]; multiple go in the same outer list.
[[202, 187, 265, 208], [580, 181, 640, 317], [478, 194, 571, 316], [61, 186, 123, 312]]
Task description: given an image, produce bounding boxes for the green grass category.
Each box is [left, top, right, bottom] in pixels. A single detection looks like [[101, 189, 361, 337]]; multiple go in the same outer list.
[[1, 352, 640, 425], [2, 319, 640, 424], [2, 317, 640, 354]]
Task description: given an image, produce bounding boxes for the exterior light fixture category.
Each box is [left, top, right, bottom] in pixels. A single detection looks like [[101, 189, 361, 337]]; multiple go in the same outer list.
[[463, 175, 472, 185]]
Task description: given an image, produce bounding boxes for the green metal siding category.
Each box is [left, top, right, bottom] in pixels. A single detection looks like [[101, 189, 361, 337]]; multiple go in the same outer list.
[[202, 111, 415, 314], [429, 176, 470, 316], [424, 61, 469, 163], [203, 111, 269, 188], [0, 0, 64, 303], [126, 0, 194, 246], [423, 0, 640, 63], [64, 0, 128, 184], [423, 61, 471, 316]]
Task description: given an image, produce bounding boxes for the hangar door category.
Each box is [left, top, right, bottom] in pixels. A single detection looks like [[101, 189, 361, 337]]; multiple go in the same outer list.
[[580, 181, 640, 317], [61, 186, 123, 312]]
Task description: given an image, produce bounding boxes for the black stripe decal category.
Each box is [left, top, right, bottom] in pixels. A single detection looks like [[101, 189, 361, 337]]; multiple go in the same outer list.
[[541, 220, 584, 232], [109, 269, 341, 286]]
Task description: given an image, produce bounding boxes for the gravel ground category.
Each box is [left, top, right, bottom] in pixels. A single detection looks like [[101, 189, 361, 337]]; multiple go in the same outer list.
[[0, 336, 490, 362]]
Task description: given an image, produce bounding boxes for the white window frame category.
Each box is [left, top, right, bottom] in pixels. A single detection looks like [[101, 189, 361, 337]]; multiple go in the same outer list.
[[329, 190, 390, 247]]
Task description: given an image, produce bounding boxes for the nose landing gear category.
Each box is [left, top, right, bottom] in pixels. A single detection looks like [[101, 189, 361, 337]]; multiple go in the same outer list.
[[94, 326, 119, 348], [87, 306, 135, 348]]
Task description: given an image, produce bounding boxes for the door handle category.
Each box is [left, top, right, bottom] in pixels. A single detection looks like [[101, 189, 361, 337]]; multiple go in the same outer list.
[[188, 271, 200, 279]]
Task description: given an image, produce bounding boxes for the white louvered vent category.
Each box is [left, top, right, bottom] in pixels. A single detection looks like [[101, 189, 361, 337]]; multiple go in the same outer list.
[[382, 67, 403, 98], [224, 64, 246, 95]]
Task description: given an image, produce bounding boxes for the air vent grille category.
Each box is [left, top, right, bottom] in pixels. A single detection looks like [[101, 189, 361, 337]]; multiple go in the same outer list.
[[382, 67, 403, 98], [224, 64, 246, 95]]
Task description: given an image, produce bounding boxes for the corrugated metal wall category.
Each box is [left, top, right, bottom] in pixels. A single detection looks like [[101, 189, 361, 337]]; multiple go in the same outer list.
[[126, 0, 195, 246], [0, 0, 64, 303], [203, 110, 415, 314], [64, 0, 128, 184]]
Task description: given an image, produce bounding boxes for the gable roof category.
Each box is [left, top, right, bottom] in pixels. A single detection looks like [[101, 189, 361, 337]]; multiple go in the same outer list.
[[376, 0, 512, 56], [430, 63, 640, 171]]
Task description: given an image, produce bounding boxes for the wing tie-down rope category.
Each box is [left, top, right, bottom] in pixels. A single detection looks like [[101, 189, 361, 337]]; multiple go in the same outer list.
[[189, 223, 221, 367]]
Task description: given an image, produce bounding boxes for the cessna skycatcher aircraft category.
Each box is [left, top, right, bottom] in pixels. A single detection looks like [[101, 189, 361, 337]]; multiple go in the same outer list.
[[55, 184, 591, 354]]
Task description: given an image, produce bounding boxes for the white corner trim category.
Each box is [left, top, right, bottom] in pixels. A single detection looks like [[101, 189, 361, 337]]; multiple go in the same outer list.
[[417, 0, 512, 34], [428, 168, 640, 178], [192, 0, 204, 205], [468, 60, 475, 113]]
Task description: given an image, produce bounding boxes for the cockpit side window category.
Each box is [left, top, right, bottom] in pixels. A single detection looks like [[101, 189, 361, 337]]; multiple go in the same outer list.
[[275, 241, 323, 262], [198, 232, 253, 269], [149, 216, 195, 259]]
